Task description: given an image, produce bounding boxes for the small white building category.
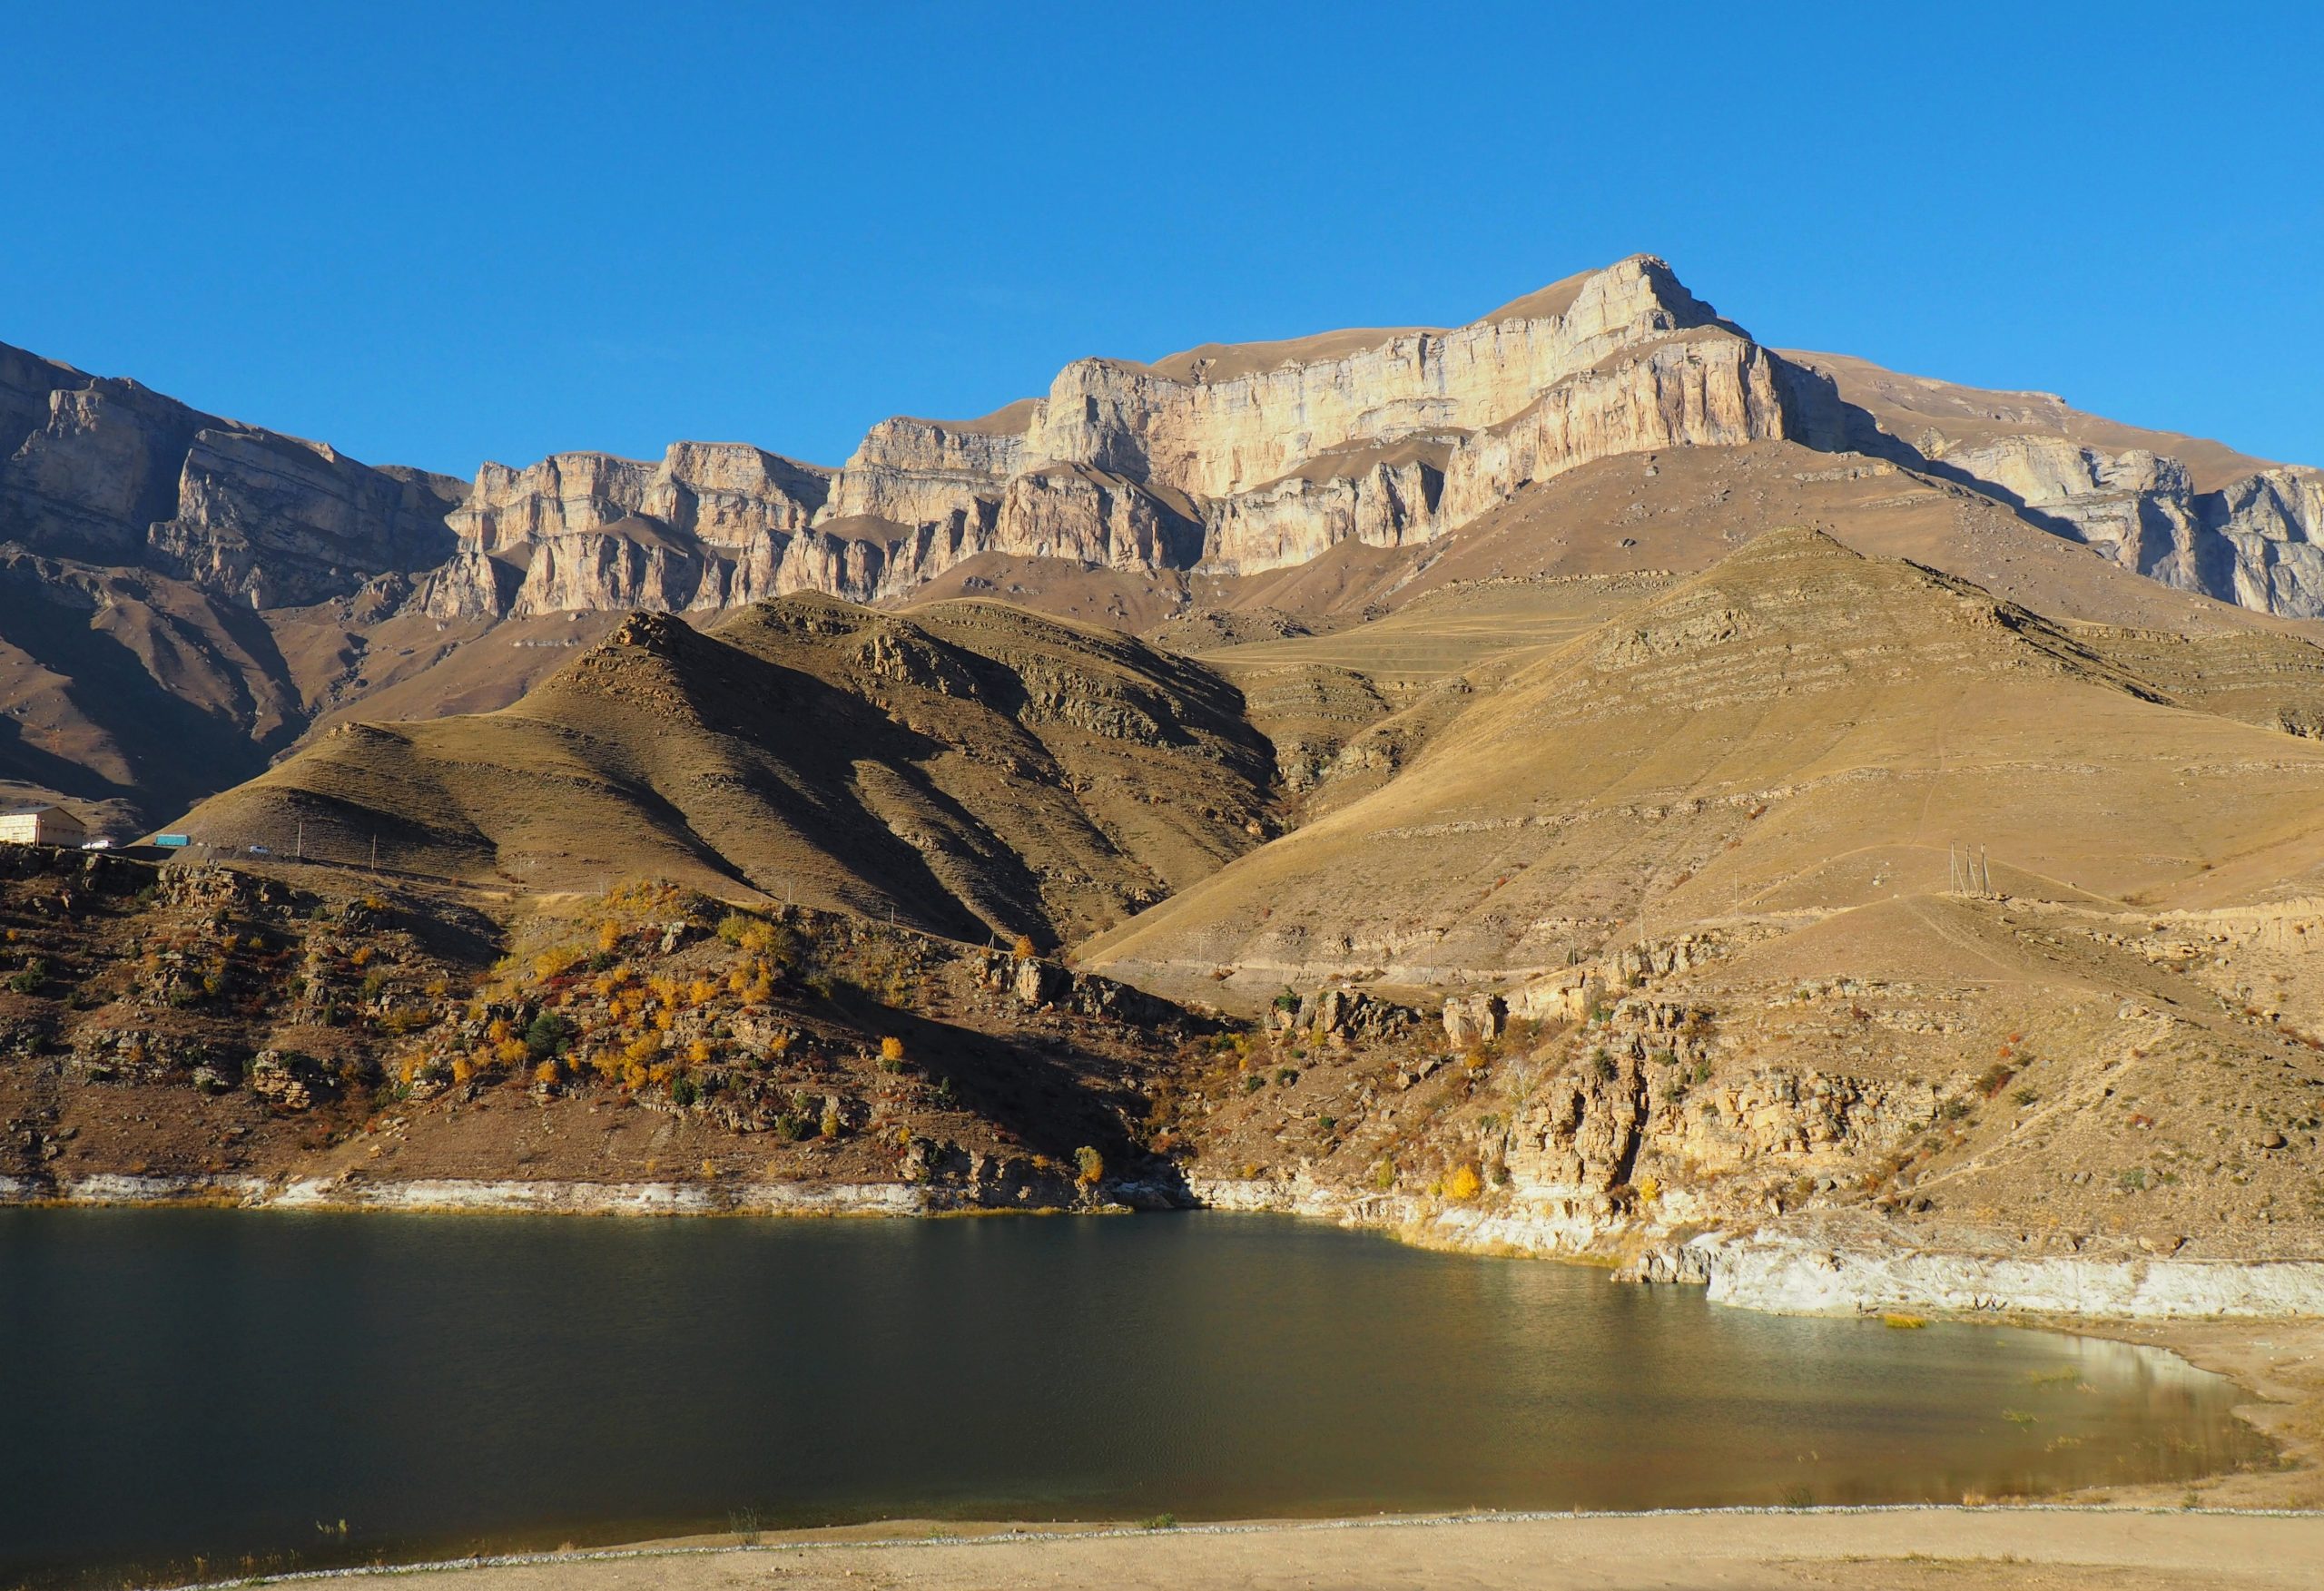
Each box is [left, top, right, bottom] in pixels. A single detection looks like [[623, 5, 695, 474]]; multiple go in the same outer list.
[[0, 804, 91, 848]]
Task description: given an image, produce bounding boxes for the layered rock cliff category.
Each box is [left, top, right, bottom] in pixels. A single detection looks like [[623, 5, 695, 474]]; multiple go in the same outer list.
[[10, 255, 2317, 633], [421, 254, 1854, 604], [0, 343, 462, 607], [1787, 350, 2324, 619], [9, 254, 2324, 832]]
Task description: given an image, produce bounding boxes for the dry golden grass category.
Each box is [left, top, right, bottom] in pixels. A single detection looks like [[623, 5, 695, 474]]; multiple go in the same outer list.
[[182, 595, 1280, 949]]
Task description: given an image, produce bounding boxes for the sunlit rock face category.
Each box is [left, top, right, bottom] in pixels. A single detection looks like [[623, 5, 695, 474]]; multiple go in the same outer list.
[[0, 343, 462, 606], [426, 253, 1860, 611], [1926, 437, 2324, 618], [8, 252, 2319, 623]]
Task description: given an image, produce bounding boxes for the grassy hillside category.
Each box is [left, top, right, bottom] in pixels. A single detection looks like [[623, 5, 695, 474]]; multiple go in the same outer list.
[[1084, 525, 2324, 1005], [180, 596, 1279, 949]]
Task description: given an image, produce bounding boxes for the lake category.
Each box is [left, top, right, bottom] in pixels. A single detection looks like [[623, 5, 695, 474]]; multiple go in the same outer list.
[[0, 1208, 2264, 1587]]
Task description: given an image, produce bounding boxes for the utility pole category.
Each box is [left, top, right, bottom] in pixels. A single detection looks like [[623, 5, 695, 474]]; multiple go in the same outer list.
[[370, 835, 379, 874], [296, 818, 305, 863], [1981, 845, 1992, 896]]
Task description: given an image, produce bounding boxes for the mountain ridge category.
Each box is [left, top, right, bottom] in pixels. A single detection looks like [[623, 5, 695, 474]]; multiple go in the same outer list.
[[6, 253, 2324, 827]]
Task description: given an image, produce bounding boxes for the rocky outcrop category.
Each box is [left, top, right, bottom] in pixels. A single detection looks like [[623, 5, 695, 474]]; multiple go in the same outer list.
[[1203, 443, 1450, 574], [1798, 355, 2324, 620], [1435, 332, 1819, 526], [410, 255, 1856, 618], [451, 443, 829, 554], [0, 343, 462, 606], [10, 254, 2319, 633]]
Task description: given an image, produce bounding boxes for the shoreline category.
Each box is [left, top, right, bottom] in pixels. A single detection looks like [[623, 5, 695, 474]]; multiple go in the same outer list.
[[11, 1169, 2324, 1323], [15, 1183, 2320, 1589], [188, 1506, 2324, 1591]]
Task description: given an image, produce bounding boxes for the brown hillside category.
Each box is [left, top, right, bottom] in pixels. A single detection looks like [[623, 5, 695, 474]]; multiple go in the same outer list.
[[1081, 525, 2324, 1008], [179, 597, 1277, 949]]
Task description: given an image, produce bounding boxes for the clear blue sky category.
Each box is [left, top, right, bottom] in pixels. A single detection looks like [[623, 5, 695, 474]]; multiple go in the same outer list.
[[5, 3, 2318, 479]]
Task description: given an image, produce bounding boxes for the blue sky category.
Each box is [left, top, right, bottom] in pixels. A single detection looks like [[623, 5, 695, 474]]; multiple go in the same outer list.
[[5, 4, 2318, 478]]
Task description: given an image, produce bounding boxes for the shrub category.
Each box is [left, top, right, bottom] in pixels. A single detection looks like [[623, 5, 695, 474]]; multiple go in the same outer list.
[[5, 958, 48, 996], [1011, 935, 1037, 962], [1443, 1164, 1482, 1201], [1074, 1145, 1104, 1190], [881, 1035, 907, 1063], [524, 1012, 571, 1060], [1371, 1158, 1396, 1191], [534, 946, 584, 981]]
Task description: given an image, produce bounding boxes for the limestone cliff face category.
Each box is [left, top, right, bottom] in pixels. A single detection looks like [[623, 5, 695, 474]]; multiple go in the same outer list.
[[447, 443, 828, 556], [9, 255, 2319, 631], [1022, 254, 1729, 497], [1202, 444, 1449, 574], [1787, 353, 2324, 621], [414, 442, 841, 619], [1502, 1005, 1943, 1211], [1435, 332, 1810, 527], [1921, 436, 2324, 619], [430, 253, 1840, 612], [828, 410, 1029, 525], [0, 342, 461, 606]]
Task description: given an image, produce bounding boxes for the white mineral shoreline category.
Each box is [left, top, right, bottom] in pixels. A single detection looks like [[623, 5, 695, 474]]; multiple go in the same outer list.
[[10, 1169, 2324, 1321], [0, 1172, 935, 1217], [1187, 1175, 2324, 1320]]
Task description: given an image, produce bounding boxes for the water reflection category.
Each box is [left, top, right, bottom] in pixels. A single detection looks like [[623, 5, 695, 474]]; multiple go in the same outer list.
[[0, 1209, 2263, 1587]]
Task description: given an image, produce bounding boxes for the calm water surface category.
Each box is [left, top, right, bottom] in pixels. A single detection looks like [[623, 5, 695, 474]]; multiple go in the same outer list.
[[0, 1209, 2264, 1586]]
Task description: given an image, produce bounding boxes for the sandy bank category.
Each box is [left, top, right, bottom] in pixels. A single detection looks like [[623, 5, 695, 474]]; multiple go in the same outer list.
[[234, 1508, 2324, 1591]]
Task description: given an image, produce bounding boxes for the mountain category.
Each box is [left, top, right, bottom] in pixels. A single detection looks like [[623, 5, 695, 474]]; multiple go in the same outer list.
[[1, 342, 461, 605], [1083, 525, 2324, 1007], [179, 597, 1277, 949], [11, 525, 2324, 1306], [1787, 349, 2324, 614], [5, 254, 2322, 831]]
